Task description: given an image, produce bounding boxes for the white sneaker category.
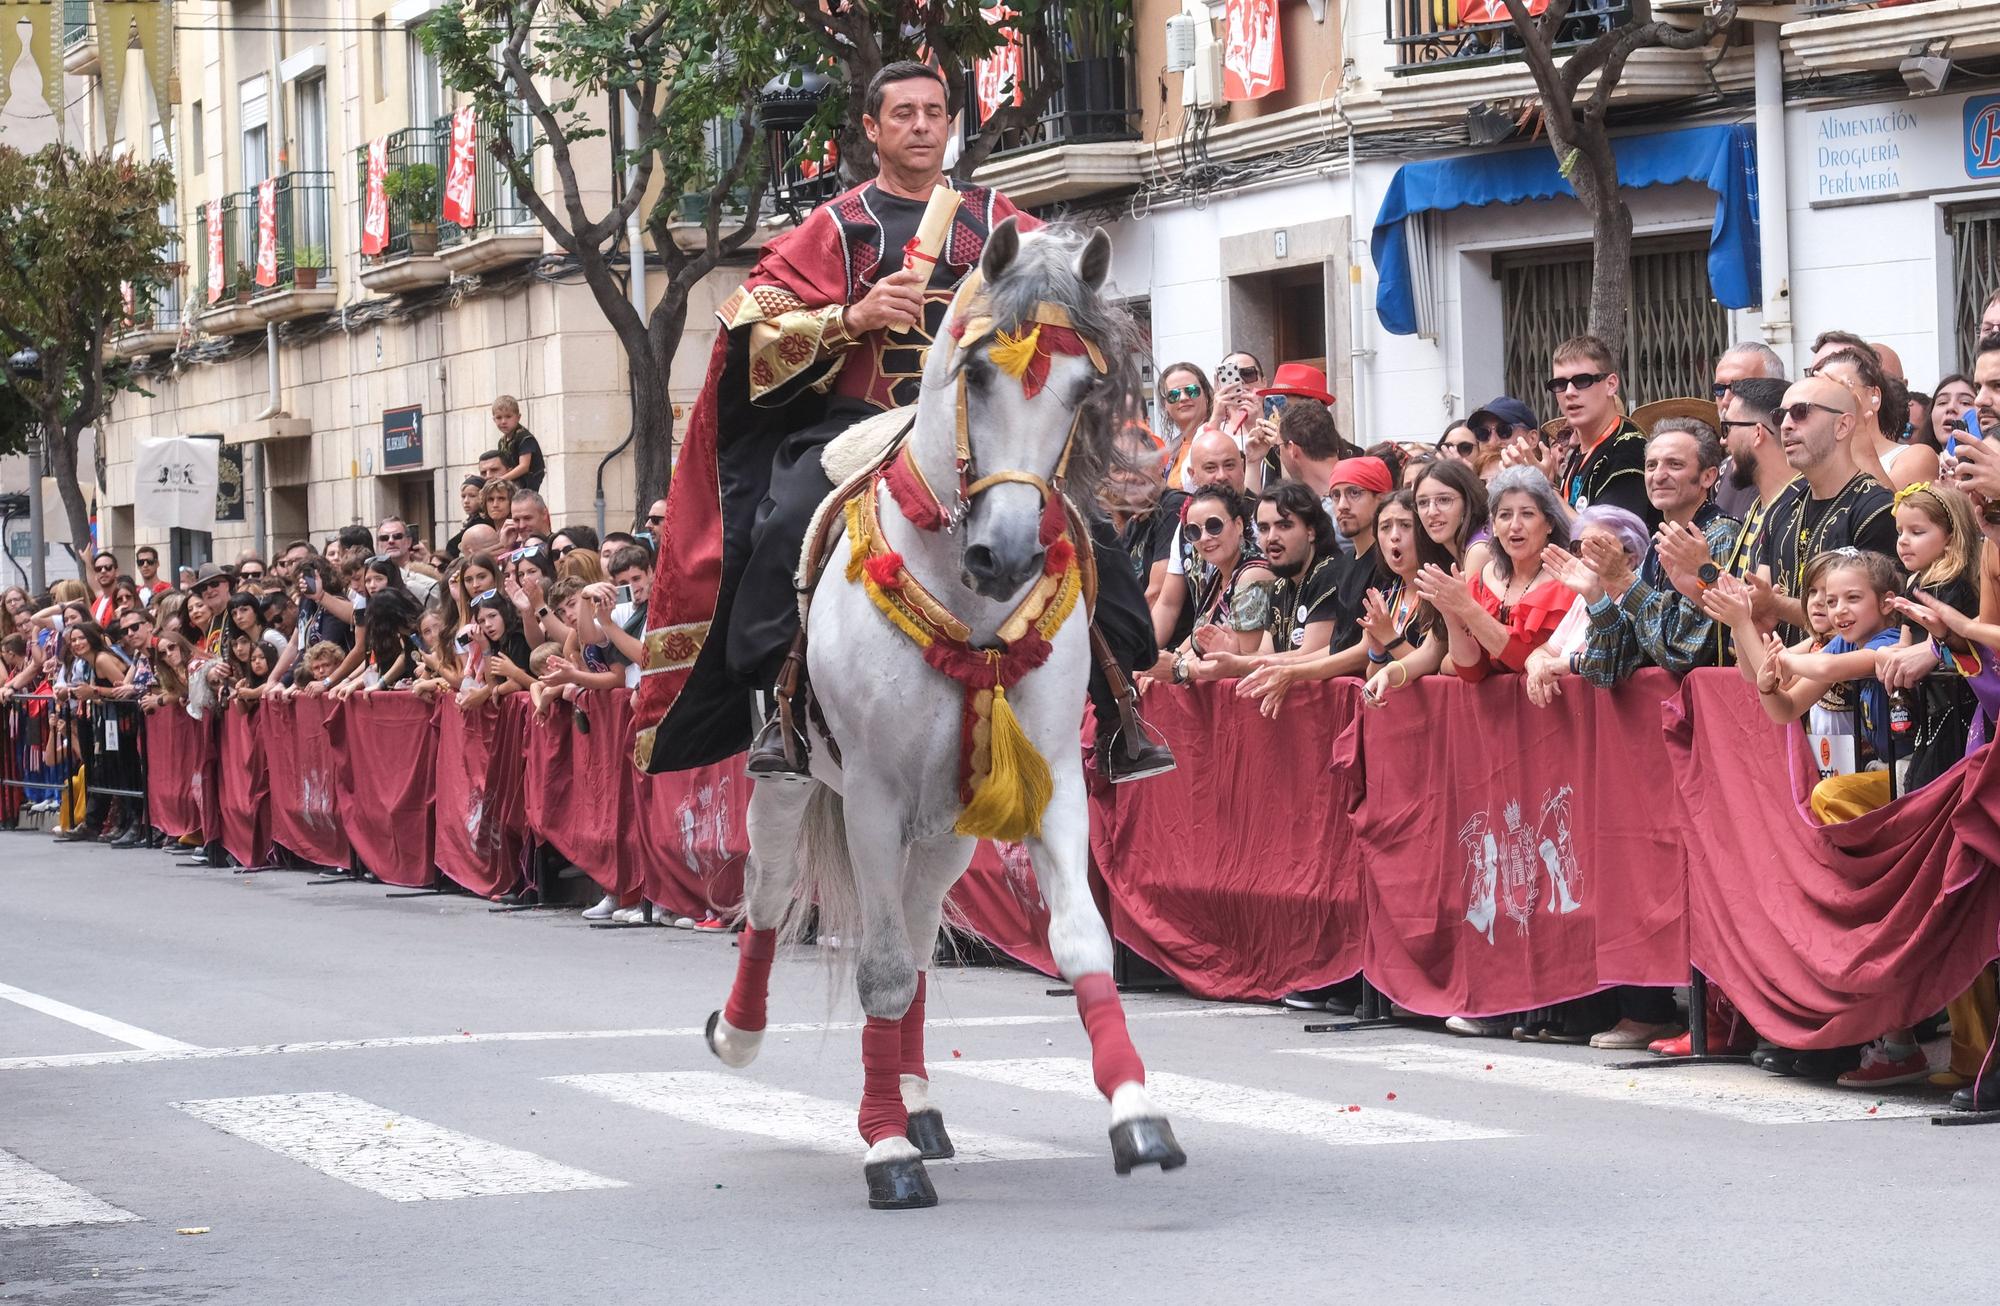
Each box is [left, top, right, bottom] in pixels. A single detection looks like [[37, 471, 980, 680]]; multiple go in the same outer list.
[[1444, 1016, 1512, 1038], [581, 894, 619, 921], [673, 916, 697, 929], [610, 906, 645, 924]]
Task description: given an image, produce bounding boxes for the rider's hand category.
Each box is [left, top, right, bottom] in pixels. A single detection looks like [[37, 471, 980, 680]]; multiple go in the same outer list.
[[844, 266, 927, 335]]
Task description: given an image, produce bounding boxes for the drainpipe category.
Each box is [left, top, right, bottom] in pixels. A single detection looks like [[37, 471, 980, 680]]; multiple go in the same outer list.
[[1331, 37, 1370, 444], [247, 2, 289, 561], [594, 80, 645, 539], [1753, 21, 1794, 375]]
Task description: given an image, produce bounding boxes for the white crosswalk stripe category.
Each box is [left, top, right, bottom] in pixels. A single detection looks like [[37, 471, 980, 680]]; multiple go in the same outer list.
[[1284, 1043, 1935, 1124], [0, 1148, 139, 1229], [938, 1057, 1518, 1146], [550, 1071, 1088, 1161], [171, 1092, 627, 1201]]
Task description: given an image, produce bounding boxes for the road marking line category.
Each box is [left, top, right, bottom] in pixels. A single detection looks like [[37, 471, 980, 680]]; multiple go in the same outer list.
[[551, 1071, 1087, 1161], [171, 1092, 626, 1202], [0, 1004, 1278, 1073], [0, 1148, 140, 1229], [0, 981, 193, 1052], [1283, 1044, 1934, 1124], [939, 1057, 1517, 1147]]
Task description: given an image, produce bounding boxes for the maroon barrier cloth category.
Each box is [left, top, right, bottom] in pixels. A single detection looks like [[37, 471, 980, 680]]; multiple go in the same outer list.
[[1344, 670, 1688, 1018], [433, 699, 531, 899], [1668, 670, 2000, 1048], [259, 697, 351, 868], [327, 695, 438, 888], [143, 707, 205, 839], [948, 841, 1059, 976], [525, 692, 641, 899], [632, 757, 750, 917], [217, 707, 272, 869], [1086, 680, 1366, 1001]]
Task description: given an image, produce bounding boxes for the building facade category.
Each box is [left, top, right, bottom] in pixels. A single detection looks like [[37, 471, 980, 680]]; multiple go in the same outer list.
[[16, 0, 2000, 574]]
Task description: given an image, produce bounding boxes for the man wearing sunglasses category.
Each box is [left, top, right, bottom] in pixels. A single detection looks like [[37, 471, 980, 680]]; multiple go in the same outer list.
[[1709, 341, 1788, 520], [1543, 335, 1656, 528], [376, 516, 438, 605], [1748, 375, 1899, 641], [134, 546, 172, 606], [88, 550, 121, 626]]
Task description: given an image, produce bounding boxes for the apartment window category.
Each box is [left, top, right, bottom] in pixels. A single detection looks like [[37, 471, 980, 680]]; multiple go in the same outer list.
[[1950, 205, 2000, 372], [372, 16, 388, 103], [240, 75, 271, 188], [295, 74, 328, 173], [408, 27, 444, 127], [190, 100, 204, 173]]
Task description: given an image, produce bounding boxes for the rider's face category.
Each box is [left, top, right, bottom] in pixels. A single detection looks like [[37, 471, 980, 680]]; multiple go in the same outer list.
[[863, 76, 949, 181]]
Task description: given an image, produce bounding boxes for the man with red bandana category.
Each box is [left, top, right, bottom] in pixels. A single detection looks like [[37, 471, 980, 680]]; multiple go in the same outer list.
[[632, 61, 1171, 782]]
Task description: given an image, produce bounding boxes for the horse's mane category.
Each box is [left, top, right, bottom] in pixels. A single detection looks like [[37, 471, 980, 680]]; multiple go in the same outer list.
[[962, 222, 1144, 499]]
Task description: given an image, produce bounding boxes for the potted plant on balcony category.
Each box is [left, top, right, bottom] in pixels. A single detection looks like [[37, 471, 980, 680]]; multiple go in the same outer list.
[[1060, 0, 1135, 141], [233, 261, 255, 304], [292, 244, 326, 291], [384, 162, 442, 256]]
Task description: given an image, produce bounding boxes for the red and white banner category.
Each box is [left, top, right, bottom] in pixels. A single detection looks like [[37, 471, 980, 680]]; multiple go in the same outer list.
[[1222, 0, 1285, 102], [361, 136, 390, 256], [254, 178, 278, 288], [974, 8, 1025, 124], [1457, 0, 1549, 22], [443, 106, 479, 228], [120, 281, 135, 327], [205, 199, 225, 303]]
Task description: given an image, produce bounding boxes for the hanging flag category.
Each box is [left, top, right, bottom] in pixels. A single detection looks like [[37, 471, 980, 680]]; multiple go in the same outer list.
[[361, 137, 390, 255], [797, 137, 838, 180], [1222, 0, 1285, 102], [974, 8, 1025, 125], [255, 178, 278, 287], [1458, 0, 1549, 22], [121, 281, 135, 328], [206, 199, 226, 303], [0, 0, 64, 127], [134, 436, 222, 533], [443, 106, 479, 228]]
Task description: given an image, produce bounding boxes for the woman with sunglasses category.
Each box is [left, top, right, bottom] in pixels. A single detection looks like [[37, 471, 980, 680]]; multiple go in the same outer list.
[[457, 590, 536, 711], [1150, 484, 1274, 683], [1156, 363, 1212, 481]]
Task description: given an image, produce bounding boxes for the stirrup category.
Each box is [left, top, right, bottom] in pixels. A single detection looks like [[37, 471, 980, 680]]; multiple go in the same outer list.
[[747, 636, 813, 780], [1097, 713, 1176, 784]]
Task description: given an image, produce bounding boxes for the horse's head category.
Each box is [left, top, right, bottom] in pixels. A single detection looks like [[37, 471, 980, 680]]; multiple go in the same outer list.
[[931, 218, 1128, 601]]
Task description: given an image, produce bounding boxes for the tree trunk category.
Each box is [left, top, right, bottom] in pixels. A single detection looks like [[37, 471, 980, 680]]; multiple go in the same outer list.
[[629, 315, 681, 526], [1588, 196, 1634, 364], [45, 417, 93, 559]]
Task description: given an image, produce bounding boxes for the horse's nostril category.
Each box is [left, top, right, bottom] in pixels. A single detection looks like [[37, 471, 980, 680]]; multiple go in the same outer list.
[[964, 544, 998, 579]]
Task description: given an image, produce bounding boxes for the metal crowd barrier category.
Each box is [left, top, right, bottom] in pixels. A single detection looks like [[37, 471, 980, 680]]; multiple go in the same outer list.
[[0, 693, 148, 830]]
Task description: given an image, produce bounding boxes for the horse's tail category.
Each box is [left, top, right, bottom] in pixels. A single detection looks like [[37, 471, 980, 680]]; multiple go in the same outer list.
[[779, 782, 863, 968]]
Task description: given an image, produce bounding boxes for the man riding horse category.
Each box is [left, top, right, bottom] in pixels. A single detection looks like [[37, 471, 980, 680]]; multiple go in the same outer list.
[[630, 61, 1174, 783]]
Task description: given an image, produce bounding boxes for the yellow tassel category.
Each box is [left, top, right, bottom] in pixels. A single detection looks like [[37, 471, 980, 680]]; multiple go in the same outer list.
[[954, 684, 1054, 843], [989, 325, 1042, 380]]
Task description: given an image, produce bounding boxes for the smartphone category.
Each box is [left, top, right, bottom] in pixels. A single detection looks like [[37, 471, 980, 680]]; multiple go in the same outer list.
[[1262, 394, 1288, 420], [1947, 408, 1982, 458], [1214, 360, 1247, 388], [615, 583, 633, 605], [301, 572, 320, 595]]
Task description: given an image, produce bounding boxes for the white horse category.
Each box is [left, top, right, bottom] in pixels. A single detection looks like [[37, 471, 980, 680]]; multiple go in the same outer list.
[[702, 218, 1185, 1210]]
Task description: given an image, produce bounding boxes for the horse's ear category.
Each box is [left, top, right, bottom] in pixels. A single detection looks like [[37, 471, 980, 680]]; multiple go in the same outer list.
[[981, 216, 1020, 284], [1075, 227, 1111, 290]]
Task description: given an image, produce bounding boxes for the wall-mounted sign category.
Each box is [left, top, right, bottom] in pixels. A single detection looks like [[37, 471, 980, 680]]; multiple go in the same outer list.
[[215, 443, 245, 522], [1965, 94, 2000, 180], [383, 404, 424, 470], [1802, 91, 2000, 207]]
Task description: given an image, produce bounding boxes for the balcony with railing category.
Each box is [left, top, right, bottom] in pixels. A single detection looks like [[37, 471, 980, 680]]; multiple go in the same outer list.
[[433, 110, 545, 275], [249, 171, 337, 322], [62, 0, 98, 74], [1383, 0, 1629, 75], [112, 232, 186, 358], [1782, 0, 2000, 75], [962, 1, 1142, 205], [357, 126, 451, 294], [195, 193, 263, 335]]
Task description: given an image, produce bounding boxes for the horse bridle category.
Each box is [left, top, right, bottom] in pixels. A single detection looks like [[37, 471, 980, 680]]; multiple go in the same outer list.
[[927, 270, 1109, 534]]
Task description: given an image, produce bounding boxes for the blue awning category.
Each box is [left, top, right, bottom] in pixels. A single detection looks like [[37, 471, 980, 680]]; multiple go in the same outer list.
[[1370, 123, 1760, 337]]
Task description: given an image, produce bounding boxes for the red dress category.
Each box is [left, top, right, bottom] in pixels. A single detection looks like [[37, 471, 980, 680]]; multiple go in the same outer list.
[[1451, 570, 1574, 682]]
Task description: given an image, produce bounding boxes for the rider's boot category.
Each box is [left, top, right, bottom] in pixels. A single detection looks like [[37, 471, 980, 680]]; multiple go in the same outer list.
[[1088, 627, 1175, 784], [745, 632, 812, 781]]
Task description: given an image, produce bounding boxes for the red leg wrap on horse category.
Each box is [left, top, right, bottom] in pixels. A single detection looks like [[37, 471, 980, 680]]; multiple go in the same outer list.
[[899, 972, 928, 1080], [722, 927, 779, 1033], [1074, 972, 1145, 1099], [858, 1015, 911, 1145]]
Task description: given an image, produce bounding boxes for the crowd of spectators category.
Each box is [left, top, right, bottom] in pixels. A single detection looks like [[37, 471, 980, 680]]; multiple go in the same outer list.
[[1110, 296, 2000, 1111], [0, 395, 689, 927]]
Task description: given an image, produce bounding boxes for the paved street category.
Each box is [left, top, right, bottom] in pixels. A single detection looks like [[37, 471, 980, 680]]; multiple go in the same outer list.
[[2, 839, 1992, 1306]]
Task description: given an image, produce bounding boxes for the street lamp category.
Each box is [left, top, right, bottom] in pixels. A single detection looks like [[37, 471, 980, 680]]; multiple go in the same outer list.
[[757, 68, 836, 221], [5, 347, 49, 594]]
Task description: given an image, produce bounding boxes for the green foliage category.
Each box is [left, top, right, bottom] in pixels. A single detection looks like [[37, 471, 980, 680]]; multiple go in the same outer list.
[[384, 162, 442, 224]]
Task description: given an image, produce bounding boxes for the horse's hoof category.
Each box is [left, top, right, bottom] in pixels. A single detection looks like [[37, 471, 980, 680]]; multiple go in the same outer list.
[[1109, 1117, 1187, 1175], [905, 1107, 955, 1160], [864, 1154, 938, 1210], [704, 1010, 761, 1068]]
